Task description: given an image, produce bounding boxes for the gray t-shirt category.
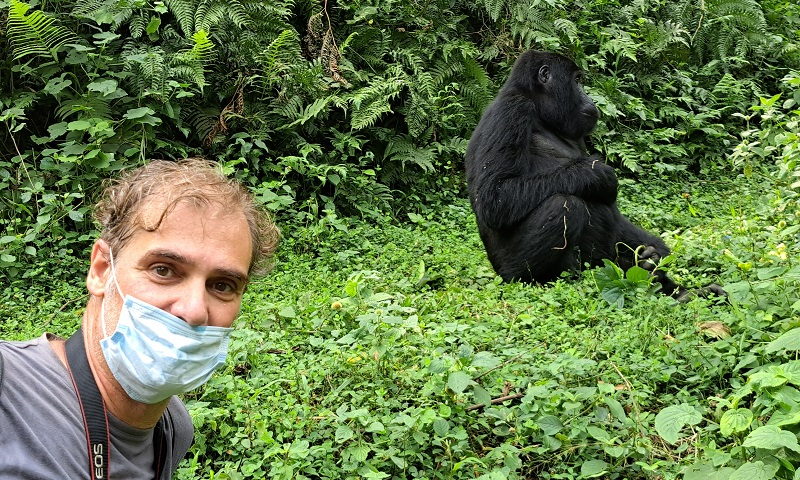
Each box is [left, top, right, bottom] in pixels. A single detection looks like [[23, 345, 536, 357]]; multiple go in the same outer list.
[[0, 334, 194, 479]]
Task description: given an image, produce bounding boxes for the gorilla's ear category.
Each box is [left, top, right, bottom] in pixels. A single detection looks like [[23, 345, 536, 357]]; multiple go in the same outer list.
[[537, 65, 550, 85]]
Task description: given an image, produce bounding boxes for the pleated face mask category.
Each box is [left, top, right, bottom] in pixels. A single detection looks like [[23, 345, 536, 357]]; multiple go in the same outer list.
[[99, 249, 232, 404]]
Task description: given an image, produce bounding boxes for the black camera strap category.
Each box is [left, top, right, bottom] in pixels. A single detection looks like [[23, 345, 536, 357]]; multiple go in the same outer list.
[[65, 328, 168, 480]]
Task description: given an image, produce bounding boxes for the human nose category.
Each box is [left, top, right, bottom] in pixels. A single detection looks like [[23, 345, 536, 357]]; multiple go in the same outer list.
[[169, 281, 210, 326]]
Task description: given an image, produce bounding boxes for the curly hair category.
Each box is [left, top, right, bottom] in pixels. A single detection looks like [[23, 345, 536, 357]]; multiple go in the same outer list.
[[93, 158, 280, 275]]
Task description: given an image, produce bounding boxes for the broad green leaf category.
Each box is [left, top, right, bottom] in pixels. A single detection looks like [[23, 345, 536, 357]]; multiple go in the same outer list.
[[43, 76, 72, 95], [1, 254, 17, 263], [123, 107, 155, 120], [47, 122, 68, 138], [67, 120, 92, 131], [683, 463, 737, 480], [654, 404, 702, 444], [68, 210, 84, 222], [87, 79, 118, 96], [742, 425, 800, 452], [625, 265, 651, 283], [446, 371, 473, 394], [335, 424, 354, 443], [729, 461, 779, 480], [433, 418, 450, 437], [586, 425, 612, 444], [767, 407, 800, 427], [365, 421, 384, 433], [472, 385, 491, 406], [146, 16, 161, 35], [766, 328, 800, 353], [278, 306, 296, 318], [580, 459, 608, 478], [537, 415, 563, 435], [720, 408, 753, 436], [605, 397, 628, 422], [0, 236, 16, 244], [471, 351, 501, 369]]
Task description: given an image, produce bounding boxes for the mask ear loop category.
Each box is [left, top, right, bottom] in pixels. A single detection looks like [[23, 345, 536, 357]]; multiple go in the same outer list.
[[100, 247, 126, 338]]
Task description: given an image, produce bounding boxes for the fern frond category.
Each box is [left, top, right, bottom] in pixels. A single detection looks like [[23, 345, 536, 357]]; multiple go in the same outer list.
[[164, 0, 195, 35], [8, 0, 79, 60]]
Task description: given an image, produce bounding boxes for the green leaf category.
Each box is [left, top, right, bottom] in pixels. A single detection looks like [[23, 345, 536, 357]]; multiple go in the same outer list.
[[472, 385, 491, 406], [446, 371, 474, 394], [729, 461, 779, 480], [742, 425, 800, 452], [67, 120, 92, 131], [580, 459, 608, 478], [43, 76, 72, 96], [0, 236, 16, 244], [625, 265, 651, 283], [47, 122, 68, 138], [1, 254, 17, 263], [537, 415, 563, 435], [335, 424, 354, 443], [767, 407, 800, 427], [655, 404, 702, 444], [123, 107, 155, 120], [433, 418, 450, 437], [586, 425, 612, 444], [68, 210, 84, 222], [146, 16, 161, 35], [766, 328, 800, 353], [720, 408, 753, 436], [87, 79, 118, 96], [278, 306, 296, 318]]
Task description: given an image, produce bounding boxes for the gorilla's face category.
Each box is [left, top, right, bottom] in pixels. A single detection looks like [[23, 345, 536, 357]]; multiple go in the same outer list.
[[534, 55, 599, 141]]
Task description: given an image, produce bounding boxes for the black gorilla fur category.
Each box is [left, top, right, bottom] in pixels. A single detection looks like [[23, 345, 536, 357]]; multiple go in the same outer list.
[[465, 50, 698, 297]]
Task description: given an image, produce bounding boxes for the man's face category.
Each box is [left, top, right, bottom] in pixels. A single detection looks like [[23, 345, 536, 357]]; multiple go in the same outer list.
[[95, 200, 252, 331]]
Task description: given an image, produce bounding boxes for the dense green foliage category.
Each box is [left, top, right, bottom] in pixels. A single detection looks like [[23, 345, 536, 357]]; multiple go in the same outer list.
[[2, 0, 800, 478]]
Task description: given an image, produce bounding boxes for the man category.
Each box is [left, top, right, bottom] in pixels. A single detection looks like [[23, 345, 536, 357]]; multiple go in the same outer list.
[[0, 158, 279, 479]]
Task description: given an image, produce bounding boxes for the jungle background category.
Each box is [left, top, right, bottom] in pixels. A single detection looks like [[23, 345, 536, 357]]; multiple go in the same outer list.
[[1, 0, 800, 478]]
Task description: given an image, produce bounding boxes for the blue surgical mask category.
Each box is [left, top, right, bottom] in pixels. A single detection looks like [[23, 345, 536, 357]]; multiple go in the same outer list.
[[99, 249, 233, 404]]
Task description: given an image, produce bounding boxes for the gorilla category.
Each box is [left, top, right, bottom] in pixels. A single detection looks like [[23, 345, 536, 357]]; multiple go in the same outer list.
[[465, 51, 722, 299]]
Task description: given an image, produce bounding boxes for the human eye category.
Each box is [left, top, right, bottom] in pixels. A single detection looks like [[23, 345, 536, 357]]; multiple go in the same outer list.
[[151, 264, 175, 279], [210, 279, 239, 297]]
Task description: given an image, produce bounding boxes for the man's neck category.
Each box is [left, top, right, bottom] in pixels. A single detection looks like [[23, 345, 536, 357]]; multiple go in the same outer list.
[[48, 328, 169, 430]]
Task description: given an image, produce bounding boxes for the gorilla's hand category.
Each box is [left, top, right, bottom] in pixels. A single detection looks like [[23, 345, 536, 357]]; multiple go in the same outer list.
[[638, 245, 661, 271]]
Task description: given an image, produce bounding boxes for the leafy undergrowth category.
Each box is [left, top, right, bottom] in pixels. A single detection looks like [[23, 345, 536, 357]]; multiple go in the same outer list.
[[2, 169, 797, 479]]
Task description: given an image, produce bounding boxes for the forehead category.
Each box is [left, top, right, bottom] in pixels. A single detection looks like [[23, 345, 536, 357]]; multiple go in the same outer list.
[[123, 199, 252, 273]]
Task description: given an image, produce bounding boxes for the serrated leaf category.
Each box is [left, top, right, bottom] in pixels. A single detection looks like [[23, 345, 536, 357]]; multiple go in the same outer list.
[[720, 408, 753, 436], [655, 404, 702, 444], [446, 371, 473, 394], [433, 418, 450, 437], [729, 461, 779, 480], [766, 328, 800, 353], [742, 425, 800, 452]]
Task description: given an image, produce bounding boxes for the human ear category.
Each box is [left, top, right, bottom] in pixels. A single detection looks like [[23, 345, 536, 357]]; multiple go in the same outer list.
[[537, 65, 550, 84], [86, 239, 111, 297]]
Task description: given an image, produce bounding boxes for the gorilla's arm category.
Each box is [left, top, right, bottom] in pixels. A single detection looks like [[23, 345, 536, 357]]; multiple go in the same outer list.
[[473, 157, 618, 230]]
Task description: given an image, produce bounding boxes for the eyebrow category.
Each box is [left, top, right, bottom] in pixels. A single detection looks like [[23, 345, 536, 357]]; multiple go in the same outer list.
[[145, 249, 249, 285]]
